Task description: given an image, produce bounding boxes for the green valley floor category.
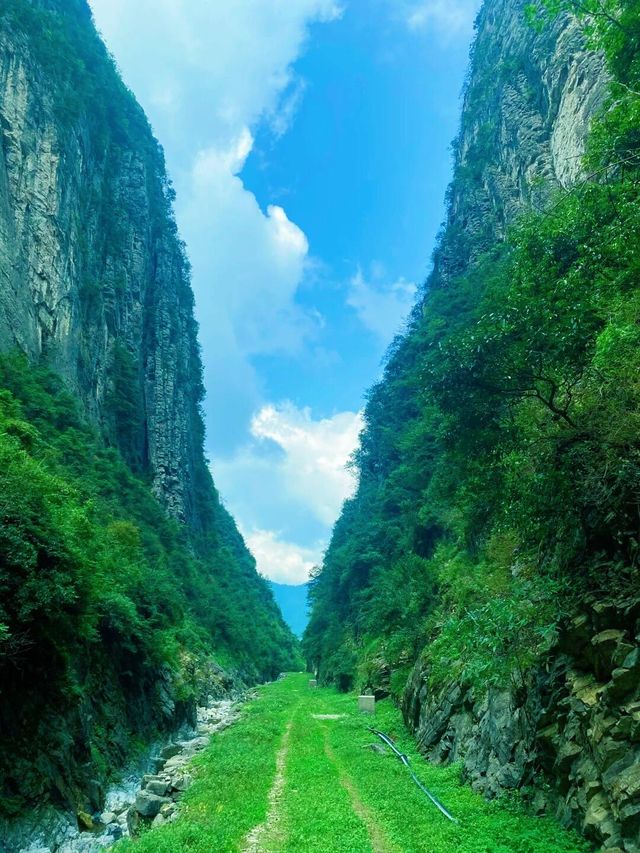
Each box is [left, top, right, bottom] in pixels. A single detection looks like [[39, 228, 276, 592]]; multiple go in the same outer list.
[[118, 673, 588, 852]]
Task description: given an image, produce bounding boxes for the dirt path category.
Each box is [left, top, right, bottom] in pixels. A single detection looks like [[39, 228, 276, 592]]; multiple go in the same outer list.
[[321, 725, 402, 853], [243, 720, 293, 853]]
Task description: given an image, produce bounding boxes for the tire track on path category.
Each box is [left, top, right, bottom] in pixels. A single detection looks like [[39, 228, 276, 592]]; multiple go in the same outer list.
[[321, 724, 402, 853], [243, 720, 293, 853]]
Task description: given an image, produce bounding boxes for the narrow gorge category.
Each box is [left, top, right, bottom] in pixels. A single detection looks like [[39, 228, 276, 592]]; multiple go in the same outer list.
[[1, 0, 639, 851]]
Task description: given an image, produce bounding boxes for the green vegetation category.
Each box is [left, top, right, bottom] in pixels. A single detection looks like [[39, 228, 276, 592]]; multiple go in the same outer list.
[[0, 0, 305, 821], [0, 353, 300, 813], [1, 0, 150, 141], [0, 0, 180, 266], [118, 673, 588, 852], [304, 0, 640, 698]]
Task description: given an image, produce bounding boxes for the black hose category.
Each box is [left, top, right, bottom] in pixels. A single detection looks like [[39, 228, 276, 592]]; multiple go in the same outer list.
[[368, 727, 459, 824]]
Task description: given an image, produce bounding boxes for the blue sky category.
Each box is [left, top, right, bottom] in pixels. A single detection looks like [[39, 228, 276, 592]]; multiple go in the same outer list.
[[89, 0, 480, 584]]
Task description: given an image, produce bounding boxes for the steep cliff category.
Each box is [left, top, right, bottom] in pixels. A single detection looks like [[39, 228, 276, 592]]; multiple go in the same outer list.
[[431, 0, 605, 289], [305, 0, 640, 849], [0, 0, 301, 829], [0, 0, 204, 524]]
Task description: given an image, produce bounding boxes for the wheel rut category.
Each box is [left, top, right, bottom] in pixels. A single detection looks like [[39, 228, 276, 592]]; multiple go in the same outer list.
[[321, 725, 402, 853], [243, 720, 293, 853]]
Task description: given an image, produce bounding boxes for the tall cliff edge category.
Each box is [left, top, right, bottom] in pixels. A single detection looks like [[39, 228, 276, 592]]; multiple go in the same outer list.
[[0, 0, 204, 525], [304, 1, 640, 850], [0, 0, 301, 833]]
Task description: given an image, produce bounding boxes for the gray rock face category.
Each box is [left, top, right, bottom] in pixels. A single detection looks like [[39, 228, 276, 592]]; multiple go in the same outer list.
[[403, 597, 640, 852], [0, 6, 206, 526], [0, 698, 240, 851], [428, 0, 607, 292], [134, 791, 170, 819], [399, 2, 638, 850], [144, 779, 169, 797]]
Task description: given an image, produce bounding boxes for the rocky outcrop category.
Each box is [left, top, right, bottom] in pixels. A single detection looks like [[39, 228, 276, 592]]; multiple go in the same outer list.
[[0, 1, 206, 525], [397, 4, 640, 849], [404, 596, 640, 851], [429, 0, 607, 290], [0, 3, 299, 840], [0, 697, 241, 852]]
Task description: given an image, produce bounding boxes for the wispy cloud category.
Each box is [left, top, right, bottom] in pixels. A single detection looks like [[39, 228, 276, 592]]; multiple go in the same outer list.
[[89, 0, 342, 451], [402, 0, 480, 39], [243, 529, 323, 584], [347, 266, 416, 343], [251, 403, 363, 525], [214, 402, 363, 582]]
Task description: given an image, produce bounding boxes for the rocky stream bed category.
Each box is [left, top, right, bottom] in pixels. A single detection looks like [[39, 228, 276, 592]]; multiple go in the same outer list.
[[2, 699, 241, 853]]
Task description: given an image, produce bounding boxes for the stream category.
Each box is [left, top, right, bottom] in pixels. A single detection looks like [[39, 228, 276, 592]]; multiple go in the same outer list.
[[3, 700, 240, 853]]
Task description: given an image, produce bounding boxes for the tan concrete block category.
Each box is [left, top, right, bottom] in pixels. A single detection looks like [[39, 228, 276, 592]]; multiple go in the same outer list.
[[358, 695, 375, 714]]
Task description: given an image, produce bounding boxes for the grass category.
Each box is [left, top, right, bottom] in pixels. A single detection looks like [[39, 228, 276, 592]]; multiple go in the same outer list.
[[117, 673, 589, 852], [116, 679, 293, 851]]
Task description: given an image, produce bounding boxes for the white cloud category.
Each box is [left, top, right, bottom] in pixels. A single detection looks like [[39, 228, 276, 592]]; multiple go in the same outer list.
[[90, 1, 342, 153], [244, 529, 323, 584], [403, 0, 480, 38], [181, 133, 314, 361], [213, 402, 362, 582], [89, 0, 342, 450], [347, 267, 416, 343], [251, 403, 363, 525]]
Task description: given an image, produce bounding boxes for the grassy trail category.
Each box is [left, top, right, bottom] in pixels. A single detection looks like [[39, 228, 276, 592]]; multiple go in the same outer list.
[[118, 673, 588, 852]]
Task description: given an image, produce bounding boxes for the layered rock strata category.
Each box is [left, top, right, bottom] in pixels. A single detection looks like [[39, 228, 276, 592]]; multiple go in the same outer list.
[[0, 2, 205, 524], [404, 597, 640, 851]]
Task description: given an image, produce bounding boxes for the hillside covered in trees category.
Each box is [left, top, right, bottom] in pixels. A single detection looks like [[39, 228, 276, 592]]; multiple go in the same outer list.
[[0, 0, 300, 825], [304, 1, 640, 848]]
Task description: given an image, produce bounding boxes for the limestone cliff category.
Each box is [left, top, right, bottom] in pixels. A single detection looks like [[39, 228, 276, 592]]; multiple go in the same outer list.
[[0, 0, 301, 831], [398, 3, 640, 851], [430, 0, 606, 291], [0, 0, 204, 524]]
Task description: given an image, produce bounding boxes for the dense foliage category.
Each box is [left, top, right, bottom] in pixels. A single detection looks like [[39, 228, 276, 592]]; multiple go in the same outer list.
[[0, 0, 302, 819], [304, 0, 640, 696], [0, 355, 300, 813]]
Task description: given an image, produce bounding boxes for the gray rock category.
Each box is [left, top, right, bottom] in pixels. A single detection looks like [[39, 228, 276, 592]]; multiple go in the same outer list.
[[0, 16, 208, 533], [164, 754, 187, 771], [145, 779, 169, 796], [126, 807, 140, 836], [161, 744, 182, 760], [160, 802, 177, 818], [171, 773, 193, 791], [150, 757, 166, 774], [403, 605, 640, 850], [108, 824, 124, 841], [134, 790, 171, 819]]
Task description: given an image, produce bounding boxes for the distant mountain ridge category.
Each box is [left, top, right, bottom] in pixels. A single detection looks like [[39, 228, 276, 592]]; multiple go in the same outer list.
[[270, 582, 309, 638]]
